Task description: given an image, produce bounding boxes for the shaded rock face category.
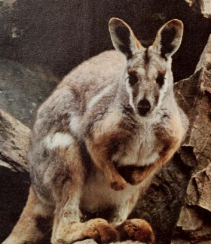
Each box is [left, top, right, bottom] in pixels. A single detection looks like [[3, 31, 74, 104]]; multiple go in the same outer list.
[[171, 35, 211, 244], [0, 0, 211, 82], [0, 59, 57, 127]]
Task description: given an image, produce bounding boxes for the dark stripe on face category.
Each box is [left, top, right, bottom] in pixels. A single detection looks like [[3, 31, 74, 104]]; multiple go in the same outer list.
[[122, 105, 136, 123], [128, 71, 138, 86], [121, 105, 137, 132], [123, 104, 134, 115], [144, 48, 149, 66], [156, 73, 165, 88]]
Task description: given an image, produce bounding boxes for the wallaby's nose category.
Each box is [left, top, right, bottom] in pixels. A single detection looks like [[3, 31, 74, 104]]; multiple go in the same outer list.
[[138, 99, 151, 116]]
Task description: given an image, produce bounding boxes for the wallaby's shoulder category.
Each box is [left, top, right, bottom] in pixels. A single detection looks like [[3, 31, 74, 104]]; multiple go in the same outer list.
[[32, 50, 125, 140], [62, 50, 125, 86]]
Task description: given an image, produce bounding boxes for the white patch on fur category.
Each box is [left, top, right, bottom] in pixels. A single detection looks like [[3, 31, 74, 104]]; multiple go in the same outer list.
[[87, 85, 113, 110], [44, 133, 74, 149], [62, 194, 81, 222], [156, 64, 173, 111], [69, 114, 81, 138], [112, 121, 161, 167], [126, 79, 136, 110], [143, 152, 159, 166], [111, 200, 134, 226]]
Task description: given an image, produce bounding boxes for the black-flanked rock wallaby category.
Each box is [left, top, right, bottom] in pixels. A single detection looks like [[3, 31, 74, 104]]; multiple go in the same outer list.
[[3, 18, 189, 244]]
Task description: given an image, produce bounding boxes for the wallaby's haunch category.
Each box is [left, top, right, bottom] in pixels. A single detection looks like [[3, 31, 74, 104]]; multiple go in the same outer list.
[[3, 18, 189, 244]]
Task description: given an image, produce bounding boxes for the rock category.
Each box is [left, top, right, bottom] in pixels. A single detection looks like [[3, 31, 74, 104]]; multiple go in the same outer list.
[[171, 34, 211, 244], [184, 0, 211, 18], [0, 59, 57, 127], [172, 165, 211, 243], [186, 164, 211, 212], [196, 35, 211, 72], [0, 109, 30, 171], [0, 109, 30, 242]]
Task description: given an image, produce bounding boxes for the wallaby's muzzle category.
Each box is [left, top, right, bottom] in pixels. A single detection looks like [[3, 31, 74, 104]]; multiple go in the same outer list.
[[137, 99, 151, 116]]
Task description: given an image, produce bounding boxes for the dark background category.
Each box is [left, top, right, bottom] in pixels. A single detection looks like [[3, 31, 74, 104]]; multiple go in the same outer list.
[[1, 0, 211, 82]]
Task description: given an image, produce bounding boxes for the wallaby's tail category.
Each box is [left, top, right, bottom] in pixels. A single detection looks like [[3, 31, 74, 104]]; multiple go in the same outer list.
[[2, 187, 53, 244]]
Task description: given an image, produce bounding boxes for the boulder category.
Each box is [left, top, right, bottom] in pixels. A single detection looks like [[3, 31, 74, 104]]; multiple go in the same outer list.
[[0, 109, 30, 242], [0, 59, 57, 127]]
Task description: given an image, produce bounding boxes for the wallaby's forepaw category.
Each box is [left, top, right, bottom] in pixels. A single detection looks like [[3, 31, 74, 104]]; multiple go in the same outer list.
[[116, 219, 155, 244], [52, 219, 119, 244], [109, 174, 127, 191]]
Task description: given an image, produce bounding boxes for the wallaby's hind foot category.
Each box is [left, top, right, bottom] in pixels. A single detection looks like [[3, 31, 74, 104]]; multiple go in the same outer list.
[[117, 219, 155, 244], [2, 187, 53, 244], [52, 218, 119, 244], [85, 218, 119, 243]]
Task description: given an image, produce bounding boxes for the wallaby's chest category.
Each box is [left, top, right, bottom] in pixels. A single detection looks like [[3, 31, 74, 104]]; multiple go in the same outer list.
[[90, 108, 164, 168], [113, 125, 162, 167]]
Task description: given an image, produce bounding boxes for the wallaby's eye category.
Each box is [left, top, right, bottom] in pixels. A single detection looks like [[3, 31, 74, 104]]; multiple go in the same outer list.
[[156, 74, 165, 88], [128, 72, 138, 86]]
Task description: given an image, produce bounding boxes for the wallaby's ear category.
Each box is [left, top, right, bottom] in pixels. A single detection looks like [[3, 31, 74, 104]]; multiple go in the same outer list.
[[153, 19, 183, 59], [109, 18, 141, 59]]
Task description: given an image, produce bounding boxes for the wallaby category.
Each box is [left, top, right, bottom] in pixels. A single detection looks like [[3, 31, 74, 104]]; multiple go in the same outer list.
[[3, 18, 189, 244]]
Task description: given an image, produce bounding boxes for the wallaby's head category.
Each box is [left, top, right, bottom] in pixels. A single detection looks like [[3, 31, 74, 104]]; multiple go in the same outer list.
[[109, 18, 183, 117]]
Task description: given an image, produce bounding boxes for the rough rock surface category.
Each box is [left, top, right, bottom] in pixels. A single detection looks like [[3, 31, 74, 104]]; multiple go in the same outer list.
[[0, 109, 30, 171], [184, 0, 211, 18], [0, 59, 57, 127], [196, 35, 211, 72], [171, 35, 211, 244]]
